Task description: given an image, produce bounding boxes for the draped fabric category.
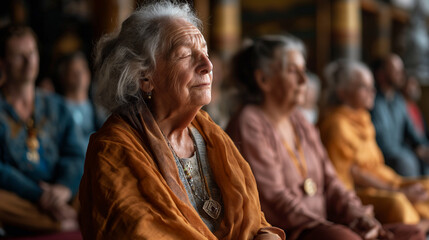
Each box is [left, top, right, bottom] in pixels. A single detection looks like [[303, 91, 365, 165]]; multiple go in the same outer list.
[[319, 106, 429, 224], [226, 105, 370, 240], [79, 101, 284, 240], [319, 106, 402, 190]]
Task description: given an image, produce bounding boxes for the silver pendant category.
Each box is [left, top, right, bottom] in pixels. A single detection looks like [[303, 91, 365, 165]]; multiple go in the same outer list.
[[203, 198, 221, 219]]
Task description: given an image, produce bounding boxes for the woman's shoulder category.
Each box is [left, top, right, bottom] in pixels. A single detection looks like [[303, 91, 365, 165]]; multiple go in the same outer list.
[[236, 105, 269, 126], [319, 107, 350, 129], [85, 114, 155, 171], [226, 105, 271, 136], [90, 114, 140, 146]]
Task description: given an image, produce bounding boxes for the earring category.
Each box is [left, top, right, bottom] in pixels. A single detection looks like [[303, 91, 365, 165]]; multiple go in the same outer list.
[[146, 91, 152, 100]]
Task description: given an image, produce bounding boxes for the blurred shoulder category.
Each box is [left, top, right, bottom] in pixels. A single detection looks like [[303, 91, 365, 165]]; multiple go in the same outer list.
[[235, 105, 267, 126], [90, 114, 136, 143]]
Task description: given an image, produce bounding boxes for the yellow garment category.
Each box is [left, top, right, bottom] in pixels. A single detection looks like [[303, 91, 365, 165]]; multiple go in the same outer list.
[[79, 109, 284, 240], [319, 106, 429, 224]]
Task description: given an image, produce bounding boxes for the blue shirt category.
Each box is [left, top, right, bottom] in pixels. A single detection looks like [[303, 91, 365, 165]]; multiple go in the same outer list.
[[65, 99, 96, 150], [371, 91, 427, 158], [0, 90, 85, 202]]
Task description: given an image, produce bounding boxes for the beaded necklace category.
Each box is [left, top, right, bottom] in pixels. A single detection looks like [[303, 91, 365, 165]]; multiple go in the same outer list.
[[162, 128, 221, 219]]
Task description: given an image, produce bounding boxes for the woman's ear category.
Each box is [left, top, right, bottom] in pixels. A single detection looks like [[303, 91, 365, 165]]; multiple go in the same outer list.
[[255, 69, 270, 93], [139, 77, 154, 92]]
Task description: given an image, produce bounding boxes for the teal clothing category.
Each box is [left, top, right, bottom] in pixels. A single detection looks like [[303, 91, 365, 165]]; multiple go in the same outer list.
[[371, 91, 428, 176], [65, 99, 106, 151], [0, 90, 85, 202]]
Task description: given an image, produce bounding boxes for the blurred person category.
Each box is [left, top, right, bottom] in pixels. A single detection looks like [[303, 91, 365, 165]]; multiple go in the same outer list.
[[402, 74, 427, 138], [371, 54, 429, 177], [226, 35, 424, 240], [298, 71, 320, 124], [319, 59, 429, 231], [0, 25, 85, 234], [78, 2, 285, 240], [55, 51, 107, 150], [37, 77, 55, 94]]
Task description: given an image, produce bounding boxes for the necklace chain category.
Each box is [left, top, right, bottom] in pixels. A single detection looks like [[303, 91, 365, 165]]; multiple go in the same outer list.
[[161, 128, 212, 201], [161, 128, 222, 219]]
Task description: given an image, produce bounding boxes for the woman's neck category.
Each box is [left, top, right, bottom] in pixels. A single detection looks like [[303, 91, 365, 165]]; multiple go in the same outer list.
[[259, 99, 294, 127], [155, 106, 200, 158], [258, 99, 297, 148]]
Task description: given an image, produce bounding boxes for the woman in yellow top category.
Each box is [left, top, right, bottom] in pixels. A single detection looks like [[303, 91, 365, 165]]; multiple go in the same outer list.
[[319, 59, 429, 231]]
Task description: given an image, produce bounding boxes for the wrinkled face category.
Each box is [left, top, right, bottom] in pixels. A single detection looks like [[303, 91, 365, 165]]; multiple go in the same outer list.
[[151, 19, 213, 111], [345, 68, 375, 110], [4, 33, 39, 85], [64, 57, 91, 93], [264, 49, 307, 110]]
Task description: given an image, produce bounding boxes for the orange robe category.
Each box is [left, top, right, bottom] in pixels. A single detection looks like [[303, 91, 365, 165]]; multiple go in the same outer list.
[[319, 106, 429, 224], [79, 109, 284, 240]]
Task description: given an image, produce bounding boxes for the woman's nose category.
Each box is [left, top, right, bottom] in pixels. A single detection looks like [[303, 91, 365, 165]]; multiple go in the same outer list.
[[196, 53, 213, 75], [299, 70, 307, 84]]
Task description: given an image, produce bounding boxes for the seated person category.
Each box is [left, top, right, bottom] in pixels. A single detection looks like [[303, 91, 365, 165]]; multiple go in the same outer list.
[[401, 74, 427, 138], [319, 59, 429, 229], [0, 25, 85, 234], [55, 51, 107, 150], [226, 35, 424, 240], [371, 54, 429, 176], [78, 2, 285, 240]]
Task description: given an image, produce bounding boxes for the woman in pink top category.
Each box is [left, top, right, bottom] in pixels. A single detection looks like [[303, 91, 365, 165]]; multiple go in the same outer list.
[[226, 35, 424, 240]]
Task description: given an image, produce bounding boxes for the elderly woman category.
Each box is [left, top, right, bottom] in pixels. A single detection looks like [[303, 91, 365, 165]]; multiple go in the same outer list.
[[78, 2, 284, 240], [318, 59, 429, 230], [226, 35, 424, 240]]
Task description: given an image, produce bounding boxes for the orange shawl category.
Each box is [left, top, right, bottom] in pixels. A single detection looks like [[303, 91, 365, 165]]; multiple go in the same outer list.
[[79, 105, 283, 240], [319, 106, 402, 190]]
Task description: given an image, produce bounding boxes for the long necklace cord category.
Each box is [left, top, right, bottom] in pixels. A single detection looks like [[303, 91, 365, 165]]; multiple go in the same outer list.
[[161, 127, 221, 219]]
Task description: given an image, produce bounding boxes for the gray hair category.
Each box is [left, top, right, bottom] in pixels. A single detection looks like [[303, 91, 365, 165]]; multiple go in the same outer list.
[[258, 35, 306, 76], [323, 59, 370, 106], [93, 1, 201, 113], [233, 34, 306, 104]]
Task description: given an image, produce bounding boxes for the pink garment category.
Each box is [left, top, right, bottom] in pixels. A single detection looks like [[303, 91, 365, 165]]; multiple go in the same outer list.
[[226, 105, 371, 240]]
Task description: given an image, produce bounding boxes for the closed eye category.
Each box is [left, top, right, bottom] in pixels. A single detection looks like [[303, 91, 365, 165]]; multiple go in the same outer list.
[[179, 54, 191, 59]]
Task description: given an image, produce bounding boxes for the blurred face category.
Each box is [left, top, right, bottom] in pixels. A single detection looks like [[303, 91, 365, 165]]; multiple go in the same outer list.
[[403, 76, 421, 102], [343, 69, 375, 110], [64, 57, 91, 93], [4, 33, 39, 85], [151, 19, 213, 111], [385, 55, 404, 89], [263, 49, 307, 110]]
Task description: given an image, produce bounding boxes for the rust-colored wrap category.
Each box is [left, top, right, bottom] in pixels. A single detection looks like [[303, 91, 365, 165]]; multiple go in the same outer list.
[[79, 104, 284, 240]]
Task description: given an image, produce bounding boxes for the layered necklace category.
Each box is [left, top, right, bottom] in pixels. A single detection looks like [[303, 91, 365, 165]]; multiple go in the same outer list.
[[162, 128, 221, 220]]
